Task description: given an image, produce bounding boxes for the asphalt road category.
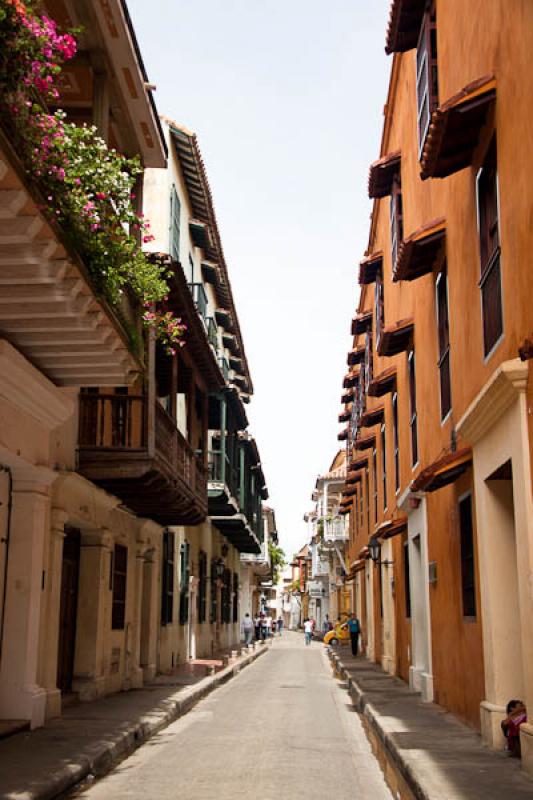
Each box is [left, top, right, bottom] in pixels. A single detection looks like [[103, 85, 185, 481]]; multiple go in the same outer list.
[[73, 632, 392, 800]]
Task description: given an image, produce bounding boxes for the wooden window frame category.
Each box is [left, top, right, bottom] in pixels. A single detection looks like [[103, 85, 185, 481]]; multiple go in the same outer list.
[[459, 493, 477, 618], [403, 541, 411, 619], [408, 350, 419, 468], [476, 137, 503, 358], [169, 185, 181, 263], [372, 447, 378, 525], [210, 559, 218, 624], [161, 531, 175, 626], [390, 175, 403, 273], [380, 423, 387, 512], [435, 265, 452, 420], [416, 3, 439, 155], [112, 544, 128, 630], [375, 269, 385, 349], [198, 550, 207, 624], [179, 541, 190, 626], [392, 392, 400, 493]]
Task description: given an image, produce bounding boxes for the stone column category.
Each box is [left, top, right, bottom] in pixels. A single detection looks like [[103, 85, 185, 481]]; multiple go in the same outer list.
[[0, 466, 56, 728], [128, 547, 146, 690], [140, 549, 158, 682], [42, 508, 68, 720], [72, 528, 112, 701]]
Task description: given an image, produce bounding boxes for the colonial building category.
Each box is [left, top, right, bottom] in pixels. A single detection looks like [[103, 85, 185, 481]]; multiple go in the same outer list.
[[304, 451, 350, 629], [0, 0, 167, 729], [0, 0, 270, 731], [240, 506, 279, 621], [339, 0, 533, 776]]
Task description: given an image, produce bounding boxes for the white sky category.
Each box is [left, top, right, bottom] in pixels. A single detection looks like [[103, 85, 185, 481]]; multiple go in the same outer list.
[[128, 0, 392, 559]]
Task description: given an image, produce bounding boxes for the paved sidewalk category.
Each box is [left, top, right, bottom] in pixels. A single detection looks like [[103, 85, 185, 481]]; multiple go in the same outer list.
[[329, 647, 533, 800], [0, 642, 269, 800]]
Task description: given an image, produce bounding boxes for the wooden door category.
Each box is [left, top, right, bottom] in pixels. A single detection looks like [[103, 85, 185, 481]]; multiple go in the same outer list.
[[57, 528, 80, 693]]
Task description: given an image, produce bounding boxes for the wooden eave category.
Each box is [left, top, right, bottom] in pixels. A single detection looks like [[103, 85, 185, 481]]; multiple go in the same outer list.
[[360, 405, 385, 428], [354, 433, 376, 452], [394, 218, 446, 282], [337, 426, 349, 442], [339, 403, 353, 423], [377, 318, 414, 357], [167, 123, 253, 393], [359, 253, 383, 285], [385, 0, 426, 55], [350, 455, 369, 471], [378, 516, 408, 540], [215, 307, 234, 330], [411, 447, 473, 493], [351, 310, 373, 336], [347, 345, 366, 367], [345, 471, 363, 486], [201, 260, 218, 284], [368, 152, 401, 199], [368, 366, 397, 398], [341, 388, 354, 404], [343, 370, 360, 389], [420, 76, 496, 180]]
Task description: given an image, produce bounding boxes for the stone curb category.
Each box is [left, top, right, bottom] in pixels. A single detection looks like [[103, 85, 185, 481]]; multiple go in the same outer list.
[[28, 642, 271, 800], [328, 647, 432, 800]]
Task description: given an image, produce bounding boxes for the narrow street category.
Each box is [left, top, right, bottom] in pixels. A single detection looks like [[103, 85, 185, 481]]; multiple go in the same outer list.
[[71, 634, 391, 800]]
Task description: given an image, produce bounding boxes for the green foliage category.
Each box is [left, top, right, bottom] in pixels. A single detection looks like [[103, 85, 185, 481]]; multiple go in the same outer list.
[[268, 541, 286, 585]]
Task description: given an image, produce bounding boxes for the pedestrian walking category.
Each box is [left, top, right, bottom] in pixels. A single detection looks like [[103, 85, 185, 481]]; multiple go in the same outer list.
[[277, 616, 284, 636], [242, 612, 254, 645], [260, 613, 267, 640], [347, 612, 361, 656], [254, 614, 261, 641], [266, 615, 273, 638], [303, 618, 313, 646], [322, 614, 331, 637]]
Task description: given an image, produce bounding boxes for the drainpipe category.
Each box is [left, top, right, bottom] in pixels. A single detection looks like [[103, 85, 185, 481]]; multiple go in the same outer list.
[[0, 464, 13, 663]]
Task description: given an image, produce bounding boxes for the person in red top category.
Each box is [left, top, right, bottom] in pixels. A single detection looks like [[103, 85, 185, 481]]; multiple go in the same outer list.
[[501, 700, 527, 757]]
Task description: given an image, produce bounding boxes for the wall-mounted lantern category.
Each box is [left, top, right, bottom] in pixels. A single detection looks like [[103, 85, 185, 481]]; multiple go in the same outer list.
[[368, 535, 394, 567]]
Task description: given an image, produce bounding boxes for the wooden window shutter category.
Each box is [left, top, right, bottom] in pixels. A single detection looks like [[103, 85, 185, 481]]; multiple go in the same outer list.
[[477, 137, 503, 356]]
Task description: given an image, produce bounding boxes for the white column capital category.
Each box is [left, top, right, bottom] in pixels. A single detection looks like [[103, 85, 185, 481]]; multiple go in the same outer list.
[[12, 465, 57, 497], [79, 527, 113, 550]]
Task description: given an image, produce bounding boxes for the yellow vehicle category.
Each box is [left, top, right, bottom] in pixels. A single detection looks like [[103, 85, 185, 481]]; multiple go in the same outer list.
[[323, 619, 350, 646]]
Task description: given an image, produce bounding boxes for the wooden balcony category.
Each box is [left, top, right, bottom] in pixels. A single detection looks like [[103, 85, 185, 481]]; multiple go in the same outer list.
[[78, 393, 207, 524], [0, 133, 140, 387]]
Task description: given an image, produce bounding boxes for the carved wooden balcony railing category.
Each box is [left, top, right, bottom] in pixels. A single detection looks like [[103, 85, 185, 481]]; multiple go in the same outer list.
[[78, 392, 207, 524]]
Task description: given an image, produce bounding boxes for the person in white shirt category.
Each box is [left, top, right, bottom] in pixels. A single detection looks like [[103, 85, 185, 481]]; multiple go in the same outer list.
[[304, 618, 313, 646], [265, 615, 273, 638], [242, 613, 254, 645]]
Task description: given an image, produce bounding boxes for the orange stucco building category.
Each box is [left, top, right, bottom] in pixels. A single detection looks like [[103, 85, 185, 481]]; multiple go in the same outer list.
[[340, 0, 533, 775]]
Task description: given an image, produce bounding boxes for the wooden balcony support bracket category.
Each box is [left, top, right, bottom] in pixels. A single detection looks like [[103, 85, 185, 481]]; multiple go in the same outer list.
[[0, 131, 141, 387]]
